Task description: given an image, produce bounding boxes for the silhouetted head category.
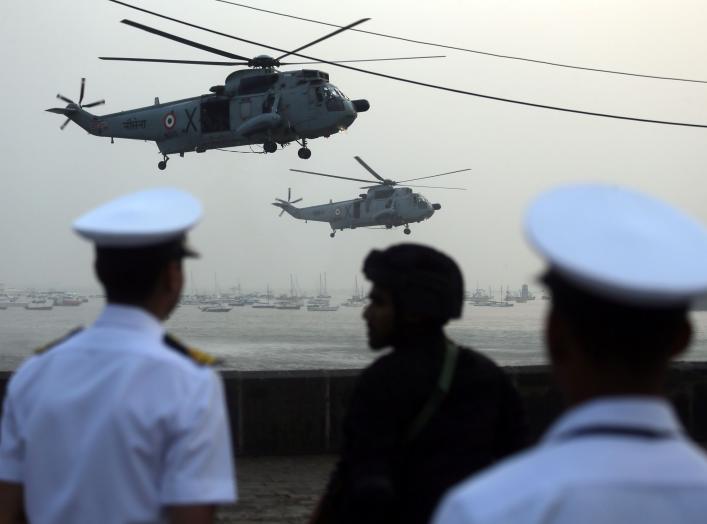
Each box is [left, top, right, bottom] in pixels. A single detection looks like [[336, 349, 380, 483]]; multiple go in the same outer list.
[[362, 243, 463, 349]]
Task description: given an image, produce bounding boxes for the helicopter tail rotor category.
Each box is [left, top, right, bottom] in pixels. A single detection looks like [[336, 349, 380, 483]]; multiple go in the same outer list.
[[273, 188, 303, 216], [48, 78, 106, 130]]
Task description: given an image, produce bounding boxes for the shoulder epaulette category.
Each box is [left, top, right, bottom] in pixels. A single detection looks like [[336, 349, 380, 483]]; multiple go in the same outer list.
[[34, 327, 84, 355], [163, 333, 222, 366]]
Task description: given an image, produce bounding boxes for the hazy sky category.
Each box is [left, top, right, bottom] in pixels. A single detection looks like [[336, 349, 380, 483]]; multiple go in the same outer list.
[[1, 0, 706, 296]]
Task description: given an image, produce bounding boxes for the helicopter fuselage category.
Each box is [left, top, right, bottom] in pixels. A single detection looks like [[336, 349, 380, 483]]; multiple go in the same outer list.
[[54, 68, 368, 164], [275, 186, 440, 235]]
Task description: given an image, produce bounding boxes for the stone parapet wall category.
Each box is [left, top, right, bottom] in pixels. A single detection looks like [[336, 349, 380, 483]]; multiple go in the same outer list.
[[2, 363, 706, 456]]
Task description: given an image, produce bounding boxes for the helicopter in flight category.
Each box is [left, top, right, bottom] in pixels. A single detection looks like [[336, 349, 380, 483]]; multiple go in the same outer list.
[[273, 156, 470, 237], [46, 1, 442, 170]]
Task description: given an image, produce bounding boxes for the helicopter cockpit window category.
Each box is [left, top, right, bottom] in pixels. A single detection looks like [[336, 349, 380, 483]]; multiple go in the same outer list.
[[331, 87, 348, 99], [326, 97, 345, 111], [238, 74, 279, 95], [316, 86, 339, 99], [315, 85, 344, 111]]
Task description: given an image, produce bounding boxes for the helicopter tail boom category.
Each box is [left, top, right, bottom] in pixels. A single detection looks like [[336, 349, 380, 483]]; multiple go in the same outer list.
[[273, 188, 305, 218], [46, 105, 105, 134], [48, 78, 107, 133], [272, 201, 302, 219], [46, 107, 78, 116]]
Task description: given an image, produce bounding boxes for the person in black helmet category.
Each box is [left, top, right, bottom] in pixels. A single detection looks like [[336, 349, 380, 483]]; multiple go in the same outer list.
[[311, 244, 527, 524]]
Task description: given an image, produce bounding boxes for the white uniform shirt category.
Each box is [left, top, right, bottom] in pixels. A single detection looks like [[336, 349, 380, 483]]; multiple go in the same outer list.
[[433, 397, 707, 524], [0, 304, 237, 524]]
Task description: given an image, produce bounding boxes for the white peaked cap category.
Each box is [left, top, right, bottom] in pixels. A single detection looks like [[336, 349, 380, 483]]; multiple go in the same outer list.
[[524, 183, 707, 306], [73, 188, 202, 247]]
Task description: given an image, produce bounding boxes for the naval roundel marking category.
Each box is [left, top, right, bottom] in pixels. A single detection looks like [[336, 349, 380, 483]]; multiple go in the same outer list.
[[163, 112, 177, 129], [334, 208, 342, 216]]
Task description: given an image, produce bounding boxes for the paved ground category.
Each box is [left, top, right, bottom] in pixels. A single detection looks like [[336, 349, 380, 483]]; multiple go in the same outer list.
[[216, 455, 337, 524]]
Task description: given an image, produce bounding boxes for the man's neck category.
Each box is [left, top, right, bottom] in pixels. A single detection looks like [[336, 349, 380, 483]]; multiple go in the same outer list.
[[108, 300, 165, 322], [392, 327, 446, 352], [564, 367, 668, 407]]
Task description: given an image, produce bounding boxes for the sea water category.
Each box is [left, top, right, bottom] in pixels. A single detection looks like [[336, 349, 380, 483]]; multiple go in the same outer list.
[[1, 298, 706, 371]]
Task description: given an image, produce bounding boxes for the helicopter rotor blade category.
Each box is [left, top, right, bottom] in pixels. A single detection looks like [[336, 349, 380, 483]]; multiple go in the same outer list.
[[289, 169, 373, 184], [120, 19, 251, 61], [215, 0, 707, 85], [397, 168, 472, 183], [280, 55, 444, 65], [81, 99, 106, 108], [276, 18, 370, 61], [354, 156, 386, 183], [99, 57, 250, 66], [398, 184, 467, 190], [291, 198, 303, 204], [108, 1, 707, 129], [79, 78, 86, 105], [287, 188, 291, 201], [279, 209, 285, 217], [60, 118, 72, 130], [56, 94, 74, 105]]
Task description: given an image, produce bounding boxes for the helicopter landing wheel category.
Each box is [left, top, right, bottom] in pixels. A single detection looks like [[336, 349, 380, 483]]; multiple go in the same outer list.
[[403, 227, 411, 235], [298, 147, 312, 159], [158, 160, 167, 171], [330, 232, 335, 238], [263, 140, 277, 153]]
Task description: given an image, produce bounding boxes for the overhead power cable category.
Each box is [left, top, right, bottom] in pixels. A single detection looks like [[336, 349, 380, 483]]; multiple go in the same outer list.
[[214, 0, 707, 85], [107, 0, 707, 129]]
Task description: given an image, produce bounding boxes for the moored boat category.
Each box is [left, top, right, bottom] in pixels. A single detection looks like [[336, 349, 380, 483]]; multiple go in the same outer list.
[[26, 301, 54, 311], [252, 302, 277, 309], [307, 303, 339, 312], [275, 301, 302, 310], [199, 304, 232, 312]]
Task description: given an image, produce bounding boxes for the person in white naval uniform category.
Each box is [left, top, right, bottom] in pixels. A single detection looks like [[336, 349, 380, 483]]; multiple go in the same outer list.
[[0, 188, 237, 524], [433, 183, 707, 524]]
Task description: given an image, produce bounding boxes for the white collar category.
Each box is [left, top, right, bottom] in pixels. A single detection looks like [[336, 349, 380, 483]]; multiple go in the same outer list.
[[94, 303, 165, 341], [543, 396, 684, 443]]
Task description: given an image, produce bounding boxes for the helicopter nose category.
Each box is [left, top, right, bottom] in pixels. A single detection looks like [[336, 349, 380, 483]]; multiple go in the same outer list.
[[352, 99, 370, 113], [338, 102, 357, 130]]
